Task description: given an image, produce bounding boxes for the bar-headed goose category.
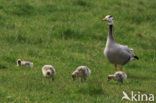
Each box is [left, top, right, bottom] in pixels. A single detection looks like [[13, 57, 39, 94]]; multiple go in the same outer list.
[[102, 15, 139, 71]]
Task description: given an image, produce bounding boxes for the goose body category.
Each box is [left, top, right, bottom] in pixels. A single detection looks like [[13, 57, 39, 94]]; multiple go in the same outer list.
[[102, 15, 138, 71], [104, 40, 135, 65]]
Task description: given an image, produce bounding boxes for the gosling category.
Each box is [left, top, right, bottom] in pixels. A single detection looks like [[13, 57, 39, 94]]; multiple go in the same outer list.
[[108, 71, 127, 83], [72, 66, 91, 82], [17, 59, 33, 68], [42, 65, 56, 81]]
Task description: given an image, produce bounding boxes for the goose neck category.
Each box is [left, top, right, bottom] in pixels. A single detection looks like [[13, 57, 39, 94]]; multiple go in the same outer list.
[[108, 24, 114, 41]]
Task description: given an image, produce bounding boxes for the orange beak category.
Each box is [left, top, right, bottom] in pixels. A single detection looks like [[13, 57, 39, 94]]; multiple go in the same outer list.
[[102, 17, 107, 21]]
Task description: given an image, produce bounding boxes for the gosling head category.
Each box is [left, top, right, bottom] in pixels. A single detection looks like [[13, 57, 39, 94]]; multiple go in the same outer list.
[[17, 59, 21, 66], [107, 75, 114, 81], [102, 15, 114, 25], [72, 72, 77, 81], [46, 70, 52, 77]]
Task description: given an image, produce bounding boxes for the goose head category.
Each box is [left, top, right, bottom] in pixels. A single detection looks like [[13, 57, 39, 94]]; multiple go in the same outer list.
[[102, 15, 114, 25]]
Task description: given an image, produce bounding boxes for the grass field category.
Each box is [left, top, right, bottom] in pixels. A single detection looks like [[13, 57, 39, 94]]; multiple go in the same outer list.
[[0, 0, 156, 102]]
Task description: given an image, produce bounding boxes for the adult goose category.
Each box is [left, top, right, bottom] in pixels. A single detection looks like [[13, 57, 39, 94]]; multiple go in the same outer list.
[[102, 15, 139, 71]]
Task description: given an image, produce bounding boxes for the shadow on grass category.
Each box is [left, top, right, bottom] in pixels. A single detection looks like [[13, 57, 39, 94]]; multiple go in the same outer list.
[[73, 0, 92, 7], [76, 0, 88, 6], [60, 28, 83, 40], [0, 64, 7, 69], [106, 81, 126, 85], [77, 81, 104, 96], [127, 72, 154, 80]]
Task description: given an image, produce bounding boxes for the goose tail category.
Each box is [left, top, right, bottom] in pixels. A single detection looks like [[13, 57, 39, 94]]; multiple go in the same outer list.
[[134, 56, 139, 60], [130, 56, 139, 61]]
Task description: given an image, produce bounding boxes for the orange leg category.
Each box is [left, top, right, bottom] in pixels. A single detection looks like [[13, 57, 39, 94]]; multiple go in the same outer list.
[[120, 66, 123, 71], [114, 64, 117, 71]]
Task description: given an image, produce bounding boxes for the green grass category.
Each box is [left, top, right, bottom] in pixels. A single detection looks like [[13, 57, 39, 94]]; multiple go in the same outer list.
[[0, 0, 156, 102]]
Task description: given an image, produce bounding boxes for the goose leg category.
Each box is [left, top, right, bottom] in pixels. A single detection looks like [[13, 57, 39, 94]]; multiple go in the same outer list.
[[114, 64, 117, 71], [120, 66, 123, 71]]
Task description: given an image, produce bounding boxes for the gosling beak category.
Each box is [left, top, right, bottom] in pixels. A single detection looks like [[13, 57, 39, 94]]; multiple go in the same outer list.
[[102, 18, 107, 21]]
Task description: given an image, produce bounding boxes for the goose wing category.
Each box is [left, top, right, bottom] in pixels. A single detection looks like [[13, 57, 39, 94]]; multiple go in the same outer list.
[[108, 43, 135, 65], [119, 44, 134, 57]]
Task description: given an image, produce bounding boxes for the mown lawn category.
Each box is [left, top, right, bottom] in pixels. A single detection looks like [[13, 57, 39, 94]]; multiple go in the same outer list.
[[0, 0, 156, 102]]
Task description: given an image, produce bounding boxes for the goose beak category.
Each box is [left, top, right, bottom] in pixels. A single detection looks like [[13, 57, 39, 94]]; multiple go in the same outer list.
[[102, 18, 107, 21]]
